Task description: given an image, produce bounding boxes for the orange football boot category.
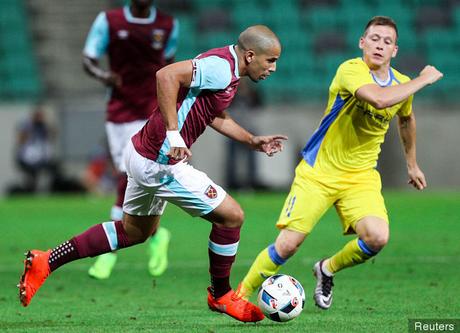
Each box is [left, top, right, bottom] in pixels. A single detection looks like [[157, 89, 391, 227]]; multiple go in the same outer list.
[[207, 286, 264, 322], [18, 250, 51, 307]]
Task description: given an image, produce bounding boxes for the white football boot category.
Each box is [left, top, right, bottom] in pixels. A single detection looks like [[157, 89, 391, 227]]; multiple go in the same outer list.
[[313, 260, 334, 309]]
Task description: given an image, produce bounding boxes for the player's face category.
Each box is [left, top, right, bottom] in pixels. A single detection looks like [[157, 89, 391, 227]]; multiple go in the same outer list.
[[132, 0, 154, 9], [245, 44, 281, 82], [359, 25, 398, 69]]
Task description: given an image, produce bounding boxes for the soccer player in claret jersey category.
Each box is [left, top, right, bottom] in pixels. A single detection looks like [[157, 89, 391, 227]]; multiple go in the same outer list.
[[82, 0, 178, 279], [19, 25, 286, 322], [237, 16, 443, 309]]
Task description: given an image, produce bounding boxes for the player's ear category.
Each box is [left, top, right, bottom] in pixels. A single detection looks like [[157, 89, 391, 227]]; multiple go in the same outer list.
[[392, 45, 398, 58], [245, 50, 255, 64], [358, 37, 365, 50]]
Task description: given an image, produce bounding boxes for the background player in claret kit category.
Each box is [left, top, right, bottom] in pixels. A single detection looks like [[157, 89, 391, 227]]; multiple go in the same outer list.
[[82, 0, 178, 279], [237, 16, 443, 309], [19, 25, 287, 322]]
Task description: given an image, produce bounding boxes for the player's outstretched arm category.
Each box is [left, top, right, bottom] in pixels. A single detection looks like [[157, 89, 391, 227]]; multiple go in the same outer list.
[[157, 60, 194, 161], [210, 111, 287, 156], [82, 56, 122, 88], [356, 65, 443, 109], [397, 112, 427, 190]]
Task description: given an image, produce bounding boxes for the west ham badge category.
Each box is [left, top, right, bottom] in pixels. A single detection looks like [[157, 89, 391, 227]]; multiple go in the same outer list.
[[205, 185, 218, 199], [151, 29, 165, 50]]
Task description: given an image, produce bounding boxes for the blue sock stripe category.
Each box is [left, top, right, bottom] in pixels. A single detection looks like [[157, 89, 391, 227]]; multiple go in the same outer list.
[[208, 240, 239, 256], [357, 239, 378, 256], [102, 221, 118, 250], [268, 244, 287, 265]]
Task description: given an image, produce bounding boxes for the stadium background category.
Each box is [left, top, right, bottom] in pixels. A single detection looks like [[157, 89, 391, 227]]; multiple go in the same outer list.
[[0, 1, 459, 332], [0, 0, 460, 193]]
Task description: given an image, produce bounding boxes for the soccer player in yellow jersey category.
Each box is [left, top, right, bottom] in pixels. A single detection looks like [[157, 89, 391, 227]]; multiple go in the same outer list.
[[238, 16, 443, 309]]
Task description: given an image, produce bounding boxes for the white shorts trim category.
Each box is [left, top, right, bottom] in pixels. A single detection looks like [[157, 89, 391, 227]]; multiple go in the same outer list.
[[123, 141, 226, 217], [106, 120, 147, 172]]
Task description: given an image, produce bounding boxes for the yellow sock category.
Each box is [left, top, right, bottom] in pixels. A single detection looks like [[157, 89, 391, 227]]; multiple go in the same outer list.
[[326, 238, 375, 274], [240, 247, 282, 299]]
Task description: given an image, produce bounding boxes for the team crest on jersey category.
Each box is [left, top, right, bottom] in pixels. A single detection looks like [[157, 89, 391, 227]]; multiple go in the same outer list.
[[117, 30, 129, 39], [205, 185, 218, 199], [151, 29, 165, 50]]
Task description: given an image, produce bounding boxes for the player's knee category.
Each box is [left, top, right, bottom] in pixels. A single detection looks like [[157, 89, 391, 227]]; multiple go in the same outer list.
[[124, 227, 150, 244], [276, 237, 300, 258], [227, 205, 244, 227], [216, 205, 244, 228], [122, 216, 158, 244], [365, 232, 389, 251], [131, 233, 149, 244], [274, 230, 306, 258]]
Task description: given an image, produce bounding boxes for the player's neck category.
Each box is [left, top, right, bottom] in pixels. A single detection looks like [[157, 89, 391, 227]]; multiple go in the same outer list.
[[129, 5, 151, 18], [368, 63, 391, 82]]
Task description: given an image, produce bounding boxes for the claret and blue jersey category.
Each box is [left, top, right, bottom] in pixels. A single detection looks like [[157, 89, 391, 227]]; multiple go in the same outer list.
[[132, 45, 241, 165], [83, 6, 179, 123]]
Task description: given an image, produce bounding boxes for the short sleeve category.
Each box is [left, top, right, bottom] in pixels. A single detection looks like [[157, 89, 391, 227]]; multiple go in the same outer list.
[[164, 18, 179, 60], [190, 56, 232, 90], [83, 12, 109, 59], [397, 94, 413, 117], [337, 60, 375, 96]]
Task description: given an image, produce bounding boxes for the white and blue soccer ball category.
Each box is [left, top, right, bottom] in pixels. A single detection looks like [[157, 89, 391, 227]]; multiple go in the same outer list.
[[257, 274, 305, 322]]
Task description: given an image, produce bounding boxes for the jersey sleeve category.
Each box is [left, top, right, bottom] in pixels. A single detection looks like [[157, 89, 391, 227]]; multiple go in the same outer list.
[[83, 12, 109, 59], [190, 56, 232, 90], [337, 60, 375, 96], [164, 18, 179, 60], [397, 94, 413, 117]]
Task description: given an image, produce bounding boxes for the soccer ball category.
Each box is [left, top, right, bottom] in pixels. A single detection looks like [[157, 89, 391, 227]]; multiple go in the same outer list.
[[257, 274, 305, 322]]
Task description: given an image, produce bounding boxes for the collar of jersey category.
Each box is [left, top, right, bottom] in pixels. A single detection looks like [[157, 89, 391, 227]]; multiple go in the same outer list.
[[228, 45, 240, 78], [123, 6, 156, 24], [371, 69, 393, 87]]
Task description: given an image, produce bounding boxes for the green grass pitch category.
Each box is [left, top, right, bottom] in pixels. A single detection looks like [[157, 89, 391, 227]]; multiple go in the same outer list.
[[1, 191, 459, 332]]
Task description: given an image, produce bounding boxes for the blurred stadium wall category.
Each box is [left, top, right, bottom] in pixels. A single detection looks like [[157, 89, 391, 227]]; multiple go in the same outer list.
[[0, 0, 459, 195]]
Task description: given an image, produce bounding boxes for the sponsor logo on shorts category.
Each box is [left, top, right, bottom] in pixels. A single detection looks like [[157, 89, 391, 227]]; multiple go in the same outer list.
[[205, 185, 218, 199]]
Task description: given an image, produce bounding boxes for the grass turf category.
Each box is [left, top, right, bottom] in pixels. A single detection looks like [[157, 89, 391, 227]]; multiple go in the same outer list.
[[0, 191, 459, 332]]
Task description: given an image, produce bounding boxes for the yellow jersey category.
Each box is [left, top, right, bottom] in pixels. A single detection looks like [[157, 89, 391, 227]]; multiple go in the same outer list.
[[302, 57, 413, 174]]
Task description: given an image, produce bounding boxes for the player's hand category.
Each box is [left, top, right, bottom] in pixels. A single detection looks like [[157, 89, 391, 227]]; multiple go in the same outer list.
[[419, 66, 443, 85], [250, 135, 288, 157], [407, 164, 427, 190], [103, 72, 122, 88], [166, 130, 192, 161], [167, 147, 192, 161]]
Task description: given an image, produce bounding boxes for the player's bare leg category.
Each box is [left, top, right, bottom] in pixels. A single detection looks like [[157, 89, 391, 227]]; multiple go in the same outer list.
[[314, 216, 389, 309], [203, 194, 264, 322]]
